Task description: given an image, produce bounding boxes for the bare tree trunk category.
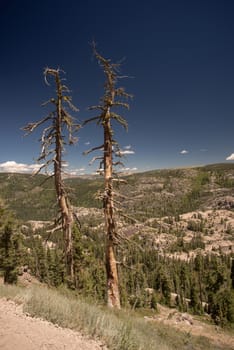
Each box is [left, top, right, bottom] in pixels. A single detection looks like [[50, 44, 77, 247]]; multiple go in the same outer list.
[[54, 73, 74, 280], [85, 45, 131, 308], [23, 67, 78, 283], [104, 115, 120, 309]]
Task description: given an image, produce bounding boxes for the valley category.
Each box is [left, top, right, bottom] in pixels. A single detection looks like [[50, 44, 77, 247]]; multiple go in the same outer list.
[[0, 163, 234, 349]]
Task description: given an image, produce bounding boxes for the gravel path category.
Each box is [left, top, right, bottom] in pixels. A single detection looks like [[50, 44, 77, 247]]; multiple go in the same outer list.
[[0, 298, 105, 350]]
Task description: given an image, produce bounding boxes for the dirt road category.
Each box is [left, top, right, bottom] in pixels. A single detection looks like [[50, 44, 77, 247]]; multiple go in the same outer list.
[[0, 298, 105, 350]]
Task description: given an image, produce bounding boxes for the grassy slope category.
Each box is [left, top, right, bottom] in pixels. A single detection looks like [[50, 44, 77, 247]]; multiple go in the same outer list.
[[0, 282, 231, 350]]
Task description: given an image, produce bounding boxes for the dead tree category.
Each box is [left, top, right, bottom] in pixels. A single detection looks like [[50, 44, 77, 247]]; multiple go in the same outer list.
[[84, 45, 132, 308], [23, 68, 79, 281]]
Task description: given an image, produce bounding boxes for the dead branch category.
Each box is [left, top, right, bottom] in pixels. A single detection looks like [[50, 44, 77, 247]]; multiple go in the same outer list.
[[73, 211, 81, 229], [112, 191, 129, 199], [46, 225, 62, 234], [38, 173, 54, 186], [116, 208, 139, 224], [114, 231, 144, 252], [112, 178, 127, 184], [83, 144, 104, 155], [22, 115, 52, 135], [89, 156, 104, 165], [82, 115, 102, 126], [112, 161, 125, 168]]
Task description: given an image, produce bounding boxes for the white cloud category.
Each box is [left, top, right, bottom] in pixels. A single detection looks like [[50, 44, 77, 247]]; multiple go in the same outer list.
[[68, 171, 85, 176], [226, 153, 234, 161], [0, 161, 42, 174], [66, 167, 86, 176], [85, 141, 90, 145], [122, 167, 138, 172], [180, 150, 189, 155], [96, 168, 104, 174], [119, 150, 135, 155], [77, 168, 85, 172], [124, 145, 132, 150]]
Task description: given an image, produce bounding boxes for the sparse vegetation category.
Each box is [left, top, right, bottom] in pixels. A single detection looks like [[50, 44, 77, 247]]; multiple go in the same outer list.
[[0, 163, 234, 349], [0, 283, 232, 350], [1, 164, 234, 222]]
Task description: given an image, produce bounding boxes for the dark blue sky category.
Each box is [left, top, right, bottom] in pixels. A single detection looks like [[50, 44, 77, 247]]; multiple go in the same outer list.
[[0, 0, 234, 174]]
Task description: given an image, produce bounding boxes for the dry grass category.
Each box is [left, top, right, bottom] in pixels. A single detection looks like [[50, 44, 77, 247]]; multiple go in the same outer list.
[[0, 283, 231, 350]]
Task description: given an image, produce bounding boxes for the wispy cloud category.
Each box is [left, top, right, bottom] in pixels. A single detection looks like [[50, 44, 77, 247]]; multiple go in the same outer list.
[[123, 168, 138, 171], [116, 145, 135, 155], [77, 168, 85, 172], [84, 141, 90, 145], [226, 153, 234, 161], [119, 149, 135, 155], [121, 167, 138, 173], [0, 161, 87, 176], [180, 149, 189, 155], [0, 161, 41, 173], [65, 167, 86, 176]]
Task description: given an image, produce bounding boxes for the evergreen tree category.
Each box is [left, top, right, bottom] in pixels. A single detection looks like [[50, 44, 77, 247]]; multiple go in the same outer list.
[[180, 264, 190, 296], [189, 275, 203, 314], [194, 253, 204, 309], [52, 249, 64, 286], [46, 248, 54, 284], [160, 269, 172, 306], [0, 205, 21, 284], [34, 238, 47, 282], [210, 289, 234, 325], [231, 258, 234, 289]]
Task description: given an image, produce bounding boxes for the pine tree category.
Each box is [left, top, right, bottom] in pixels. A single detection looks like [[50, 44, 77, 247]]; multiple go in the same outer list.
[[34, 237, 47, 282], [23, 68, 80, 282], [194, 253, 204, 310], [231, 258, 234, 289], [178, 264, 190, 311], [0, 204, 21, 284], [210, 289, 234, 325], [160, 269, 172, 306], [53, 249, 64, 286], [189, 275, 203, 314], [84, 44, 132, 308], [46, 248, 54, 284]]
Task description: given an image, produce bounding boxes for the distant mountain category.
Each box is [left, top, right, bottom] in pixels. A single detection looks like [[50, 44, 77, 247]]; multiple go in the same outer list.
[[0, 163, 234, 222], [1, 164, 233, 328], [0, 172, 102, 221]]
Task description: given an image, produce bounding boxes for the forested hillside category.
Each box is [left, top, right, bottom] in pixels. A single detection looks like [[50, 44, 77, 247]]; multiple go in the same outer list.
[[0, 173, 102, 220], [0, 163, 234, 328]]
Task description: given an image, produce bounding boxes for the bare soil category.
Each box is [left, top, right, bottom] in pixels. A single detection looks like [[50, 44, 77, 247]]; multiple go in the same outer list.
[[0, 298, 105, 350]]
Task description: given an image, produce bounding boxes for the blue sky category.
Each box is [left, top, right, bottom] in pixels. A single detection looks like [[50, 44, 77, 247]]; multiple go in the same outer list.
[[0, 0, 234, 175]]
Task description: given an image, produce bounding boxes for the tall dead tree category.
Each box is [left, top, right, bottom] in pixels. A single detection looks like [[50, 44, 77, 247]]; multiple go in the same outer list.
[[23, 68, 79, 281], [84, 45, 132, 308]]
